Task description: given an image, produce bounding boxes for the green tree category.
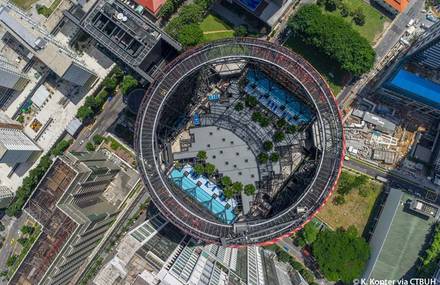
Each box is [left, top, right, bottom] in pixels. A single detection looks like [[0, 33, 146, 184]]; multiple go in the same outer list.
[[51, 140, 72, 156], [232, 182, 243, 193], [258, 152, 269, 163], [251, 112, 262, 122], [313, 227, 370, 283], [333, 195, 345, 205], [223, 187, 235, 199], [85, 96, 99, 112], [245, 96, 258, 108], [337, 171, 357, 195], [86, 142, 96, 151], [178, 24, 203, 47], [193, 164, 205, 176], [197, 150, 208, 160], [234, 25, 248, 37], [221, 176, 232, 187], [259, 116, 270, 127], [204, 163, 216, 177], [419, 224, 440, 276], [354, 174, 369, 187], [112, 66, 124, 81], [77, 106, 94, 122], [17, 237, 28, 246], [276, 118, 286, 129], [270, 152, 280, 162], [93, 135, 105, 145], [194, 0, 215, 9], [20, 225, 35, 235], [263, 141, 273, 151], [244, 184, 256, 196], [287, 5, 375, 76], [95, 90, 109, 106], [286, 125, 298, 134], [234, 102, 244, 112], [352, 7, 366, 26], [273, 131, 285, 143], [102, 77, 118, 93], [301, 222, 319, 244], [6, 255, 17, 267], [179, 4, 205, 23], [120, 75, 138, 95]]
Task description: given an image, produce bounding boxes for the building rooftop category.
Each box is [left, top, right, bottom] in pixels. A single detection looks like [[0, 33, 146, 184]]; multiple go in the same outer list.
[[10, 158, 79, 285], [383, 0, 409, 13], [389, 69, 440, 109], [134, 0, 165, 14], [0, 6, 95, 86], [363, 189, 435, 280]]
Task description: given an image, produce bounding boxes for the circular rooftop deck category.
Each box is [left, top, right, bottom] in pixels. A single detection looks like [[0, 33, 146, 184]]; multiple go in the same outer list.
[[135, 38, 345, 246]]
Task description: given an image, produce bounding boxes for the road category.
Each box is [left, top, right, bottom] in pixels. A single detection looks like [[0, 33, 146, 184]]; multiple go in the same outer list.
[[277, 238, 304, 263], [344, 158, 439, 204], [71, 93, 126, 151], [0, 214, 29, 284], [336, 0, 426, 108]]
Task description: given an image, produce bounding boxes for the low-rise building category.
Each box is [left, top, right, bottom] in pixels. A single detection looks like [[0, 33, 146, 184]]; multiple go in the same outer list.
[[373, 0, 409, 15]]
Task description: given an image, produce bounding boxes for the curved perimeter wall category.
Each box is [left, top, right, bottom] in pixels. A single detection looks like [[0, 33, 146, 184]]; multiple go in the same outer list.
[[135, 38, 345, 246]]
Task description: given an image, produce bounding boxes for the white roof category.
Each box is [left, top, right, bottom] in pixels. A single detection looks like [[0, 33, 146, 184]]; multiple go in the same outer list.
[[66, 117, 82, 136], [31, 85, 51, 108]]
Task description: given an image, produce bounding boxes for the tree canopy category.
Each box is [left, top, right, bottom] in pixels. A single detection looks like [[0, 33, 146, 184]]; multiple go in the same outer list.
[[178, 24, 204, 47], [287, 5, 375, 76], [313, 226, 370, 283], [197, 150, 207, 160], [244, 184, 256, 196]]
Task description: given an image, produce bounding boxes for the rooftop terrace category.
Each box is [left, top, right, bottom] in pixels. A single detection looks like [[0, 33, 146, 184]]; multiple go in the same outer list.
[[10, 158, 79, 285]]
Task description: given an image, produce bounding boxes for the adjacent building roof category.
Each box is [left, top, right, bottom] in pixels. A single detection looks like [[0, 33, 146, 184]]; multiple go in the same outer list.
[[134, 0, 165, 14], [363, 112, 396, 134], [31, 85, 51, 108], [363, 189, 434, 280], [382, 0, 409, 13], [389, 69, 440, 109]]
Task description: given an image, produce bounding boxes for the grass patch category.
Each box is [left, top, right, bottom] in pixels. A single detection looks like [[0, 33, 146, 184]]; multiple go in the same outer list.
[[36, 0, 62, 17], [10, 0, 38, 10], [317, 170, 383, 233], [320, 0, 389, 44], [199, 14, 234, 42], [284, 36, 347, 95]]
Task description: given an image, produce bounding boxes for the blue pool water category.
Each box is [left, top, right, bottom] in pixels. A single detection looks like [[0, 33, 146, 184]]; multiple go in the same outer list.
[[246, 69, 313, 125], [169, 168, 236, 224]]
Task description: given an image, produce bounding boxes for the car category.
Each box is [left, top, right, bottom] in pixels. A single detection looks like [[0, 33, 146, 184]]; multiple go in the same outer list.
[[406, 19, 415, 27], [427, 14, 438, 23]]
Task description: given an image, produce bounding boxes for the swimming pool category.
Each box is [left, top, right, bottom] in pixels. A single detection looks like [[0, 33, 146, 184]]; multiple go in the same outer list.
[[245, 69, 312, 125], [169, 166, 237, 224]]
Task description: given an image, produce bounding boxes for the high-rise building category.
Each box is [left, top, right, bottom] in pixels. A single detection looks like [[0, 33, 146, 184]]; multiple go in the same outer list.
[[10, 151, 122, 285], [0, 185, 14, 208], [377, 21, 440, 118], [0, 6, 97, 87], [94, 213, 297, 285], [0, 111, 40, 164], [0, 55, 29, 108], [64, 0, 181, 82]]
